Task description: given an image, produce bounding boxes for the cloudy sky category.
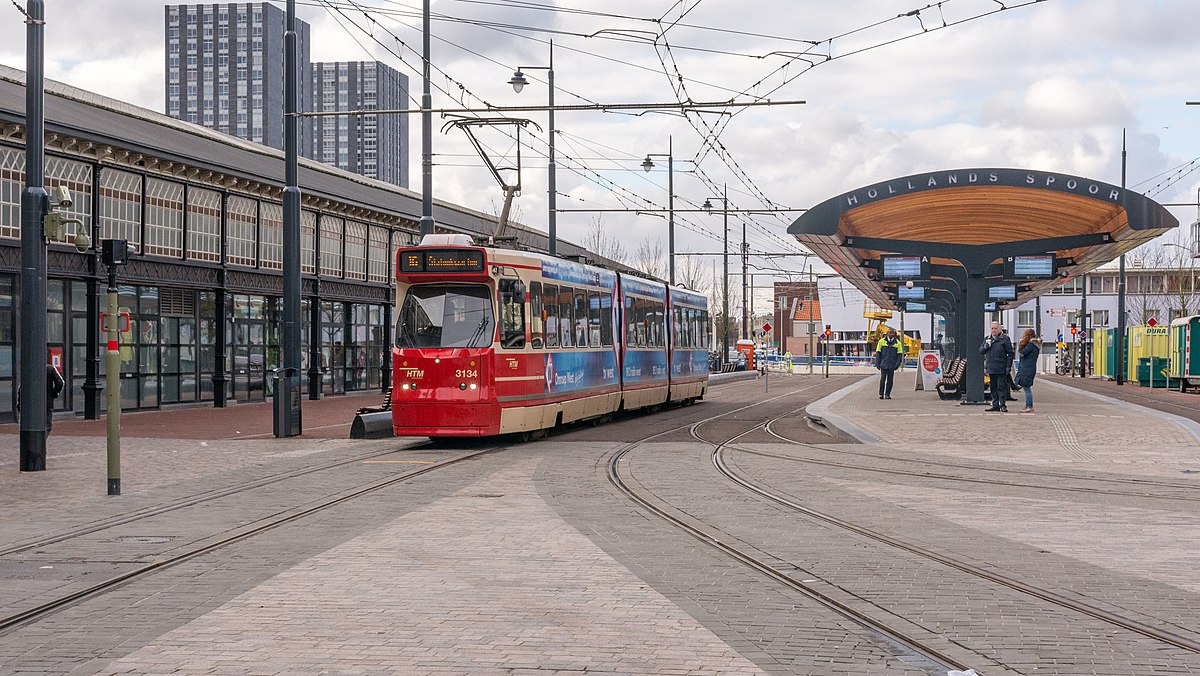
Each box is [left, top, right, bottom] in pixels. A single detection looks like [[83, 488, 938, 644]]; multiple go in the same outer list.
[[2, 0, 1198, 296]]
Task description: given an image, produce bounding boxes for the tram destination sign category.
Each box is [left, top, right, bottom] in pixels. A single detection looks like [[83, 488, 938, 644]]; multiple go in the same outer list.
[[400, 248, 486, 273]]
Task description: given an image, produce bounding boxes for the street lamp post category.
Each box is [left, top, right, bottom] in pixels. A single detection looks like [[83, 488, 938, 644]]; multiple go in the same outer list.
[[641, 136, 675, 285], [509, 41, 556, 256], [703, 186, 729, 368]]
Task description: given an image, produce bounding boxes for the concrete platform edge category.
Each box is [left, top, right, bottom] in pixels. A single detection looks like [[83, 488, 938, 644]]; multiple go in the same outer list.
[[804, 375, 882, 443], [709, 371, 760, 386]]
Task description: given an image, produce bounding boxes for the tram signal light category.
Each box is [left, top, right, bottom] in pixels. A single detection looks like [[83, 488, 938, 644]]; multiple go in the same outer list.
[[823, 325, 832, 339], [1070, 323, 1077, 336]]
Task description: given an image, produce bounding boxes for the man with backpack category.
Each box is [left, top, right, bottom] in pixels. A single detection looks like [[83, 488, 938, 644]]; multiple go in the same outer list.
[[874, 328, 903, 399]]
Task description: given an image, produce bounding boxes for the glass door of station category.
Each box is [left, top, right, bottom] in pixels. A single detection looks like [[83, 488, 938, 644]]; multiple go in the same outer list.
[[230, 296, 268, 402]]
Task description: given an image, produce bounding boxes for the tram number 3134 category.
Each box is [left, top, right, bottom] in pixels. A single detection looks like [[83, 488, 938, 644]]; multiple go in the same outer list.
[[455, 369, 479, 378]]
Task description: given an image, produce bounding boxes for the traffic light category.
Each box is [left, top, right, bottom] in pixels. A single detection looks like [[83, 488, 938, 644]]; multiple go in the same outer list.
[[823, 324, 832, 339], [1070, 323, 1077, 337]]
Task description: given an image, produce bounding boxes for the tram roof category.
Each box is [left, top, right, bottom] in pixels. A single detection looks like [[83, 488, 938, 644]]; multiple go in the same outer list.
[[0, 65, 628, 271], [787, 168, 1178, 311]]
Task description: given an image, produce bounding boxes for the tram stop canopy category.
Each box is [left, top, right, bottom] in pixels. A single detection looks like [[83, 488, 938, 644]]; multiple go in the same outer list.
[[787, 167, 1178, 403]]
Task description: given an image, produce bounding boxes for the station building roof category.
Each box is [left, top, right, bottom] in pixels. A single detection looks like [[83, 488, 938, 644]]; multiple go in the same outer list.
[[787, 168, 1179, 311], [0, 65, 629, 272]]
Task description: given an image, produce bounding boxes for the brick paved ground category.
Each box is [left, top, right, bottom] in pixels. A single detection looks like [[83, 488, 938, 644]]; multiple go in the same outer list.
[[2, 374, 1198, 674]]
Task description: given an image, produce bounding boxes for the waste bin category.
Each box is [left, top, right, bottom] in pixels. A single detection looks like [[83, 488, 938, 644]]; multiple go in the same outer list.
[[273, 367, 302, 437], [1136, 357, 1170, 387]]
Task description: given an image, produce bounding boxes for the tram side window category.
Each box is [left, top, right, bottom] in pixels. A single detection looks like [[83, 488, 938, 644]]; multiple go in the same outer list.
[[625, 296, 637, 346], [498, 279, 526, 350], [588, 291, 602, 348], [649, 302, 663, 347], [574, 292, 589, 347], [529, 282, 544, 349], [635, 298, 648, 347], [599, 292, 613, 347], [544, 284, 558, 348], [682, 308, 692, 348], [559, 286, 574, 348], [702, 311, 710, 349]]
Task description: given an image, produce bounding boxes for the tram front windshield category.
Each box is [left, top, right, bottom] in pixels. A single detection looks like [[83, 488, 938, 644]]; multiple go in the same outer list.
[[397, 284, 495, 349]]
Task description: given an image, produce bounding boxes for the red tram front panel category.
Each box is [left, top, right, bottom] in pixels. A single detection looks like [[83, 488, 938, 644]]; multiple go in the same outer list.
[[392, 347, 499, 436], [391, 241, 503, 436]]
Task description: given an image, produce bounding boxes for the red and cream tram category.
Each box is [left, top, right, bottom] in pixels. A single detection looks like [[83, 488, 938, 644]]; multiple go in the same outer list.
[[391, 234, 711, 438]]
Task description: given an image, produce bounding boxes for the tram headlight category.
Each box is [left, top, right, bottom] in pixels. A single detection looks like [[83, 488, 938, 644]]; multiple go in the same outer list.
[[459, 382, 467, 390], [469, 383, 477, 390]]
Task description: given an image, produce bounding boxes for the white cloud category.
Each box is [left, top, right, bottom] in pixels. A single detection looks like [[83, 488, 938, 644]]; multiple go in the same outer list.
[[0, 0, 1196, 272]]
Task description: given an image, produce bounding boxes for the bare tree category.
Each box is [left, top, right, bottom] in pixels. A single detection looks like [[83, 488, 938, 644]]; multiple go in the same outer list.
[[1158, 233, 1200, 318], [711, 277, 741, 355], [583, 216, 627, 264], [633, 235, 665, 279], [1126, 245, 1169, 325], [675, 252, 711, 294]]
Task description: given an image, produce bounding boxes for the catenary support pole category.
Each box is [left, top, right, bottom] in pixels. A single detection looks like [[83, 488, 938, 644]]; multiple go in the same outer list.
[[419, 0, 435, 236], [279, 0, 302, 437], [19, 0, 48, 472]]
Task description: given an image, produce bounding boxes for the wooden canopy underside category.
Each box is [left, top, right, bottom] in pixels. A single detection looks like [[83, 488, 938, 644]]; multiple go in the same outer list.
[[788, 174, 1176, 311]]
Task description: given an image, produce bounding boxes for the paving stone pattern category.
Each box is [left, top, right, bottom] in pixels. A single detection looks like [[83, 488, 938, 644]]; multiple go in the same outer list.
[[99, 458, 767, 675]]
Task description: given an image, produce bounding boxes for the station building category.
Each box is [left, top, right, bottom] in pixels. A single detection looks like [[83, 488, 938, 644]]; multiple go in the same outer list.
[[0, 66, 600, 424]]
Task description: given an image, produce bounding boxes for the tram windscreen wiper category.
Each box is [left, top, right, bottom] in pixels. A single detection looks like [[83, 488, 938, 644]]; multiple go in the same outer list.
[[464, 316, 490, 348]]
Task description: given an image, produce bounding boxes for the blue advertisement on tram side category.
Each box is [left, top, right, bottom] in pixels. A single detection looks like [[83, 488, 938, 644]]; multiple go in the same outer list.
[[543, 350, 618, 395], [621, 275, 667, 300], [623, 349, 668, 383], [672, 349, 709, 377], [541, 258, 616, 290]]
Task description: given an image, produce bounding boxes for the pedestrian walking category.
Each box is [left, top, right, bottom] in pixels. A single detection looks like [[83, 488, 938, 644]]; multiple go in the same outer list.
[[1015, 328, 1041, 413], [874, 328, 903, 399], [980, 321, 1014, 412]]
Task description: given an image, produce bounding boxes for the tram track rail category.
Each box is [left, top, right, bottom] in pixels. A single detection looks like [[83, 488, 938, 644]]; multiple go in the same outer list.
[[0, 441, 433, 559], [0, 444, 500, 635], [606, 379, 983, 675], [703, 408, 1200, 657]]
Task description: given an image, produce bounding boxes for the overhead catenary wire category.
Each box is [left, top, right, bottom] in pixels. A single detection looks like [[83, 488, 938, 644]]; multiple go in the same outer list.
[[314, 0, 1062, 269]]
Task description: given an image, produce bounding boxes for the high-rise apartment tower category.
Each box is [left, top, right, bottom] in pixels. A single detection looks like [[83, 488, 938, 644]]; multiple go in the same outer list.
[[311, 61, 409, 188], [165, 3, 311, 155]]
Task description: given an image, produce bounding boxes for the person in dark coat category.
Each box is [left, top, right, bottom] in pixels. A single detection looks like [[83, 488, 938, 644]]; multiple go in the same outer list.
[[1014, 328, 1041, 413], [46, 362, 65, 434], [979, 321, 1014, 412], [874, 328, 903, 399]]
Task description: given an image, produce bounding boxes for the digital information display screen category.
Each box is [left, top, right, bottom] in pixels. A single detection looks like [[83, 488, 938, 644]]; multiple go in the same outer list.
[[989, 285, 1017, 300], [399, 248, 486, 273], [898, 285, 925, 300], [905, 302, 927, 312], [881, 255, 927, 280], [1011, 255, 1054, 278]]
